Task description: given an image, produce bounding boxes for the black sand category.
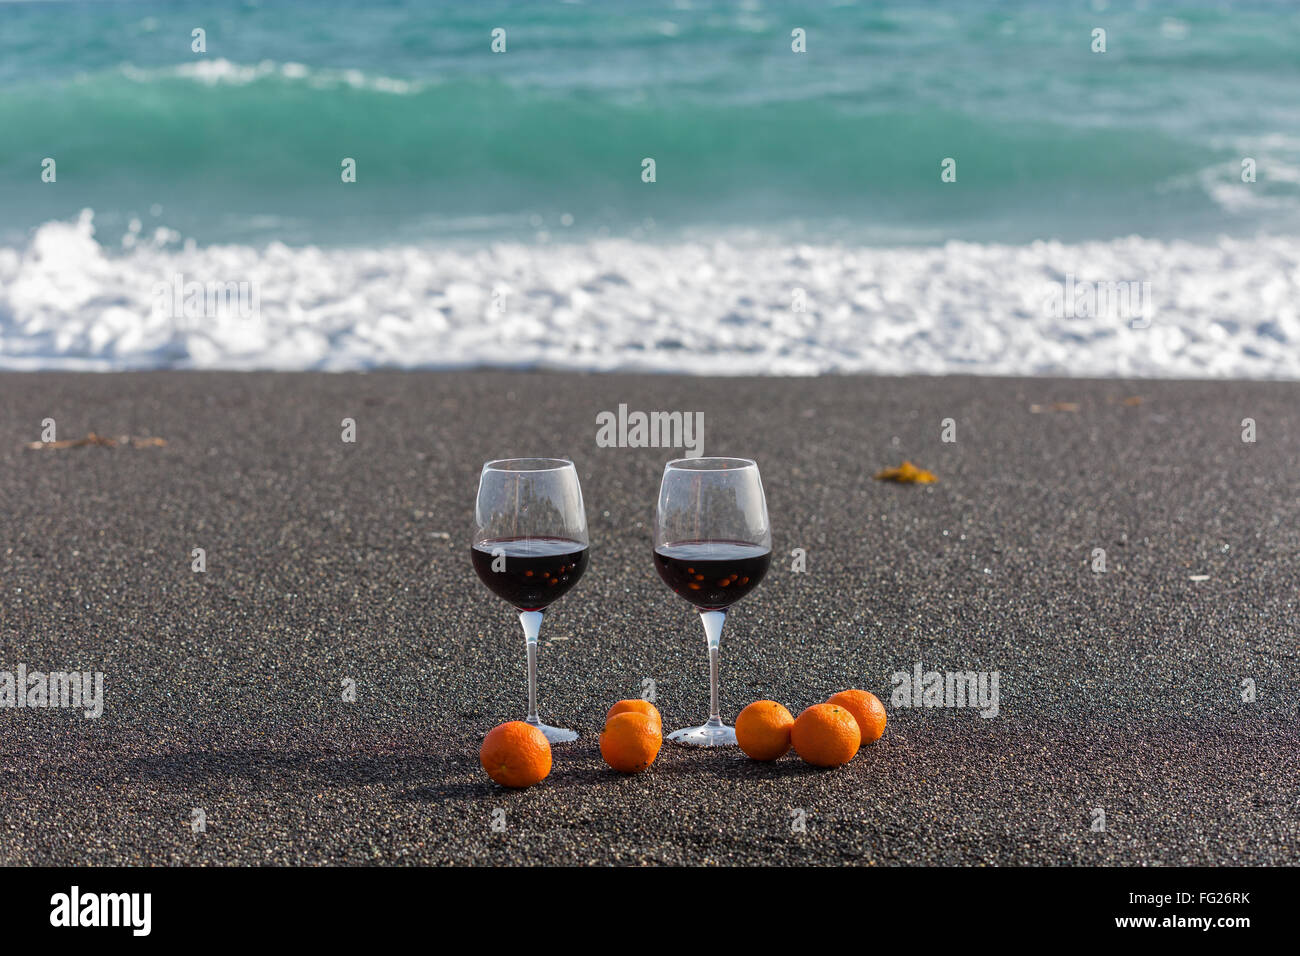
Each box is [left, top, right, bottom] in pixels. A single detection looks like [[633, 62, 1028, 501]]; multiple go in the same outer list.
[[0, 371, 1296, 866]]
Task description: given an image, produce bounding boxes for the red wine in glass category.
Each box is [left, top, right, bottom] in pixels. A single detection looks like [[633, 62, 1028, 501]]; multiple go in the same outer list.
[[653, 541, 770, 611], [472, 536, 589, 611]]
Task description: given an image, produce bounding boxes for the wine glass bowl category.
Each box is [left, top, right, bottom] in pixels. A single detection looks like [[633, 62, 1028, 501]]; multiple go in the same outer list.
[[472, 458, 588, 743], [653, 457, 771, 746]]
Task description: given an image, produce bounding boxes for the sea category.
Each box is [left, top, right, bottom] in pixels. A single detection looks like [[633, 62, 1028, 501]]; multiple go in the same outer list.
[[1, 0, 1298, 376]]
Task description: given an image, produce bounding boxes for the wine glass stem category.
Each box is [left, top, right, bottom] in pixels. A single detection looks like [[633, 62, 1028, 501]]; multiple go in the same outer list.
[[519, 610, 543, 724], [700, 609, 726, 723], [708, 644, 721, 722]]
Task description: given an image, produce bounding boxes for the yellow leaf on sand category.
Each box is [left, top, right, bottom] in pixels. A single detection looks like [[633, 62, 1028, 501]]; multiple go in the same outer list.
[[874, 461, 937, 484]]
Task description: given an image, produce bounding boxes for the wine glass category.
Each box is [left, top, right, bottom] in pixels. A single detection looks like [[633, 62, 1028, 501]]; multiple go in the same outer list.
[[653, 457, 771, 746], [472, 458, 588, 743]]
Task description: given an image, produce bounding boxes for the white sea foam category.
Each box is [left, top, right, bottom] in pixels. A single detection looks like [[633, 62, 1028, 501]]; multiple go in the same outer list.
[[1, 211, 1297, 377], [115, 58, 422, 94]]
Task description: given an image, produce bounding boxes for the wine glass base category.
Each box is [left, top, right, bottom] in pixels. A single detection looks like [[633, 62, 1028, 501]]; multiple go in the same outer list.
[[667, 719, 737, 747], [525, 718, 577, 744]]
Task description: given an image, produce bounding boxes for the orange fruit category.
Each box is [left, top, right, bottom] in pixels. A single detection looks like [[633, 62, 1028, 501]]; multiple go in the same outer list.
[[791, 703, 861, 767], [600, 712, 662, 774], [605, 699, 662, 729], [827, 689, 887, 744], [735, 700, 795, 761], [479, 721, 552, 788]]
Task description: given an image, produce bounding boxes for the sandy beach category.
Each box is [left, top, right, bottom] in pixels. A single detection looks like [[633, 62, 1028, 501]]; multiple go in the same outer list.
[[0, 370, 1295, 865]]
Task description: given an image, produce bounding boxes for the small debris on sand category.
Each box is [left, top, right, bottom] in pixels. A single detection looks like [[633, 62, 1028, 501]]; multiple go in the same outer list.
[[24, 432, 167, 451], [874, 461, 937, 484]]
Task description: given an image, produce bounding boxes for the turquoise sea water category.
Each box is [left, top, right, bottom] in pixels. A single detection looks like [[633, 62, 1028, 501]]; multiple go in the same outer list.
[[2, 0, 1299, 247], [2, 1, 1299, 377]]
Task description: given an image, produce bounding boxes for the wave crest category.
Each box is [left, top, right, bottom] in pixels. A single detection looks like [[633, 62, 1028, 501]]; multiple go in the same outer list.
[[2, 212, 1297, 378]]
